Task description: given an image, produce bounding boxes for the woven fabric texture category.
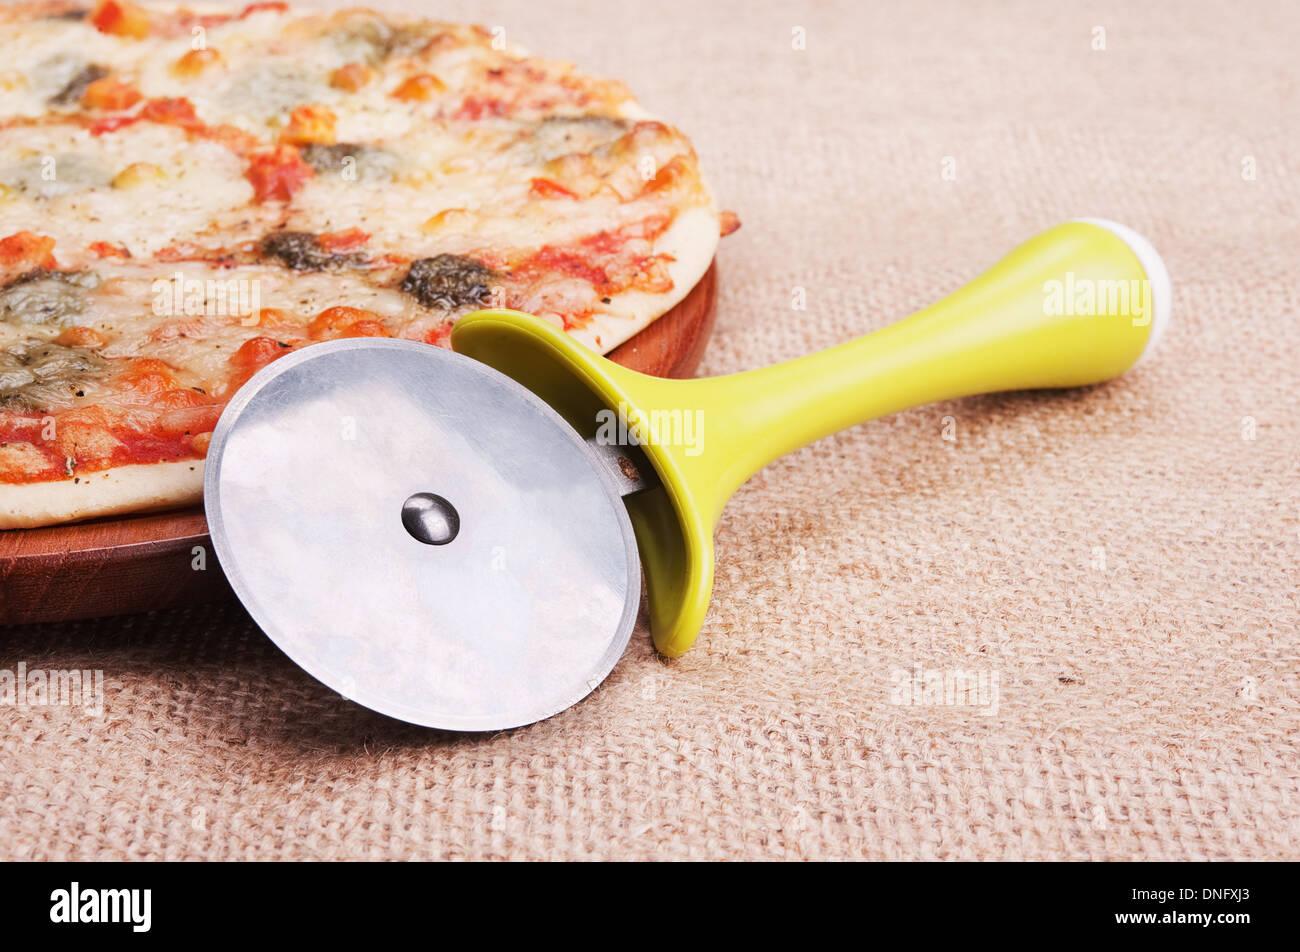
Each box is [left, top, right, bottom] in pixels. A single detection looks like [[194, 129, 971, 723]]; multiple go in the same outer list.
[[1, 0, 1297, 861]]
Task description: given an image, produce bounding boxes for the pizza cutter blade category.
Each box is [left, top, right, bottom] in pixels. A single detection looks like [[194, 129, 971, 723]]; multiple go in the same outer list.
[[206, 219, 1169, 731], [203, 338, 642, 731]]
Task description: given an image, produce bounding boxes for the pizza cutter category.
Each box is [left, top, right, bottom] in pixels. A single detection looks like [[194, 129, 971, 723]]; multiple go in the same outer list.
[[204, 219, 1169, 730]]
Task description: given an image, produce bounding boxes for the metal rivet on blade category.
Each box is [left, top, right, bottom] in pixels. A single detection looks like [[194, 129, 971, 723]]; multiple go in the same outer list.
[[401, 492, 460, 545]]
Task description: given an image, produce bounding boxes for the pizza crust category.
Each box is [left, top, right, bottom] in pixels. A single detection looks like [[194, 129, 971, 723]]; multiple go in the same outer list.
[[568, 202, 720, 354], [0, 460, 203, 529], [568, 100, 721, 354]]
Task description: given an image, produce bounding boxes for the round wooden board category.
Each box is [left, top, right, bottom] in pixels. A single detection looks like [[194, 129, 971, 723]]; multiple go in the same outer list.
[[0, 263, 717, 625]]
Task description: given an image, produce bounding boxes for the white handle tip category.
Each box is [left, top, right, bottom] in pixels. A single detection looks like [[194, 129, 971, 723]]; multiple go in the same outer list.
[[1072, 218, 1171, 364]]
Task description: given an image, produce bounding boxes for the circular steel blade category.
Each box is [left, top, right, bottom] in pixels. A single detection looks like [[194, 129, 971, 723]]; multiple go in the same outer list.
[[204, 338, 640, 731]]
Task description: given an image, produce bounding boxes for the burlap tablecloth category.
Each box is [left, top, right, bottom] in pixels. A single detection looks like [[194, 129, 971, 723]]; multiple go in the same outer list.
[[2, 0, 1296, 861]]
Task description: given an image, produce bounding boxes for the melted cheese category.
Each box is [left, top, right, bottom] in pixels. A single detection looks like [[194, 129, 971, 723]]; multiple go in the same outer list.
[[0, 2, 722, 512], [1, 4, 710, 268], [0, 120, 256, 260]]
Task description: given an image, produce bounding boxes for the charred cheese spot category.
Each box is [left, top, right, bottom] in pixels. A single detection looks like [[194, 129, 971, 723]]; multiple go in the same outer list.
[[0, 339, 108, 411], [0, 270, 100, 328], [4, 153, 114, 198], [327, 14, 444, 65], [49, 62, 109, 106], [260, 231, 363, 271], [297, 142, 397, 181], [400, 255, 496, 310]]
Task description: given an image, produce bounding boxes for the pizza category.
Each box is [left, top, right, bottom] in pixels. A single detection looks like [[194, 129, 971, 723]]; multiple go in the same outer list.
[[0, 1, 735, 528]]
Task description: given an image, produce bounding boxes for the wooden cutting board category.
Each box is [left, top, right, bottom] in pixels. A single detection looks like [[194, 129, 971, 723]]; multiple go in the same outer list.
[[0, 263, 717, 625]]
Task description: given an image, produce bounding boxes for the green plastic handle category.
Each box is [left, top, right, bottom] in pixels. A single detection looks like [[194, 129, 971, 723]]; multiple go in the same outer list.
[[452, 219, 1170, 656], [677, 218, 1167, 515]]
